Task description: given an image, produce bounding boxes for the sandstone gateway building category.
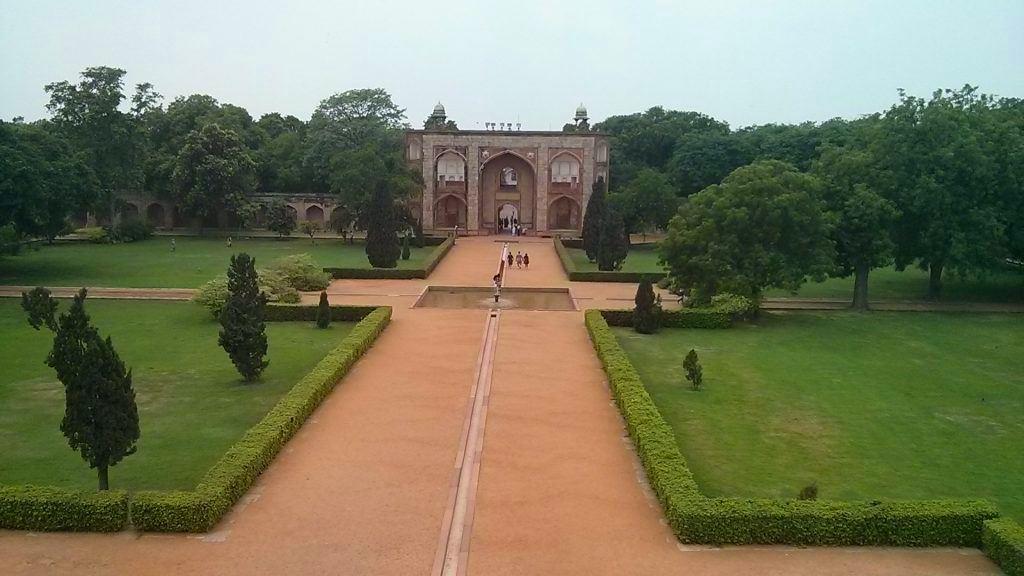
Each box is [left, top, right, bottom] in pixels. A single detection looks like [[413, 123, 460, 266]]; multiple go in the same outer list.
[[408, 104, 609, 236], [115, 104, 607, 236]]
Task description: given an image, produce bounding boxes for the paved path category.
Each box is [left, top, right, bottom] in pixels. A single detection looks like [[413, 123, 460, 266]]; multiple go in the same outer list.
[[0, 236, 1003, 575]]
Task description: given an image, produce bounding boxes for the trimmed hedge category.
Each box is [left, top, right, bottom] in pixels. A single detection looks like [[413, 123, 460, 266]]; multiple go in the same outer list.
[[131, 306, 392, 532], [265, 303, 378, 322], [598, 308, 733, 329], [584, 310, 999, 547], [553, 236, 666, 283], [984, 518, 1024, 576], [0, 485, 128, 532], [325, 236, 454, 279]]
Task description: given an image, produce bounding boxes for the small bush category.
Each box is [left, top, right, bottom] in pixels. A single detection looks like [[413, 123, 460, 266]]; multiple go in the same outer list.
[[80, 227, 110, 244], [401, 234, 411, 260], [798, 484, 819, 501], [683, 349, 703, 391], [258, 269, 301, 304], [112, 219, 154, 242], [266, 254, 330, 292], [707, 293, 757, 319], [193, 277, 229, 318]]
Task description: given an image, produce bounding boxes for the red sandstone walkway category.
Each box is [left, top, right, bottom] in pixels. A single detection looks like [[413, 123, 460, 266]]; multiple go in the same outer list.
[[0, 236, 1004, 575]]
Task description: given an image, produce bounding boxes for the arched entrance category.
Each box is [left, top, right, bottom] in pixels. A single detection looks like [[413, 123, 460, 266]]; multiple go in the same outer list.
[[146, 203, 166, 228], [434, 195, 466, 228], [479, 152, 535, 233], [548, 196, 580, 230], [497, 203, 519, 233], [305, 205, 325, 225]]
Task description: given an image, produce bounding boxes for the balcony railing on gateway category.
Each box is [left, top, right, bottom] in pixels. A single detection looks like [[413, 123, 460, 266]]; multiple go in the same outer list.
[[550, 180, 580, 191]]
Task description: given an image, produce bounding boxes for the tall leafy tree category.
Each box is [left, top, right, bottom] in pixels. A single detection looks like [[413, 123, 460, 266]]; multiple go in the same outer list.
[[813, 146, 899, 309], [660, 160, 834, 304], [621, 168, 678, 236], [219, 253, 269, 382], [265, 199, 296, 238], [876, 86, 1007, 299], [365, 181, 401, 268], [0, 121, 99, 243], [22, 287, 140, 490], [581, 178, 607, 261], [305, 89, 418, 225], [45, 67, 142, 220], [594, 107, 730, 191], [172, 123, 256, 228]]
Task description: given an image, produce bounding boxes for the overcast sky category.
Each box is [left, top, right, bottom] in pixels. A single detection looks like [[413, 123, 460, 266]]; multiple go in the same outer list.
[[2, 0, 1021, 130]]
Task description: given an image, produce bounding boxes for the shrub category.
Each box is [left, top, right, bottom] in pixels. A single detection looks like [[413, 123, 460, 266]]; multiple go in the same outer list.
[[0, 485, 128, 531], [683, 349, 703, 391], [112, 219, 153, 242], [266, 254, 330, 292], [264, 303, 377, 322], [131, 306, 391, 532], [80, 226, 110, 244], [707, 293, 757, 319], [401, 234, 411, 260], [322, 235, 454, 280], [193, 277, 229, 318], [258, 269, 301, 304], [316, 292, 330, 329], [633, 277, 661, 334], [983, 518, 1024, 576], [798, 484, 819, 501]]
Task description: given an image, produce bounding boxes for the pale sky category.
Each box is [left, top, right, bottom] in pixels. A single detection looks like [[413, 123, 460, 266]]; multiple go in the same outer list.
[[1, 0, 1021, 130]]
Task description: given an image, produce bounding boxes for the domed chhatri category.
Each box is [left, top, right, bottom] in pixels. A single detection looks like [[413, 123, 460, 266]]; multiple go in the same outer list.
[[432, 102, 446, 117], [574, 103, 588, 122]]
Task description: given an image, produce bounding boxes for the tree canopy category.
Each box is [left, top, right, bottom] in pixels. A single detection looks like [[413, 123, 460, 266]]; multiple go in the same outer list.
[[660, 160, 835, 304]]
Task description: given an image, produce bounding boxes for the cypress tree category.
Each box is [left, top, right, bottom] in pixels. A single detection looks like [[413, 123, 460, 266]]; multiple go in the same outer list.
[[26, 288, 140, 490], [632, 277, 661, 334], [401, 233, 411, 260], [316, 291, 331, 329], [581, 177, 607, 262], [365, 181, 400, 268], [596, 207, 628, 271], [683, 349, 703, 391], [219, 253, 269, 381]]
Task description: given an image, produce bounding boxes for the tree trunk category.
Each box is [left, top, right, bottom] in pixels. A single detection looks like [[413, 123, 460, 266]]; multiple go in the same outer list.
[[98, 464, 109, 491], [852, 263, 870, 310], [927, 261, 944, 300]]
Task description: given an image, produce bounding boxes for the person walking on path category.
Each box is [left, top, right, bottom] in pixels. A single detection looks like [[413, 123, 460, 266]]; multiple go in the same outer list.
[[515, 251, 523, 269], [523, 253, 530, 269], [507, 251, 514, 268]]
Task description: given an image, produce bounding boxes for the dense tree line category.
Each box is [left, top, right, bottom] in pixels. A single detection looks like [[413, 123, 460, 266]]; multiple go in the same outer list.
[[1, 67, 418, 255], [650, 87, 1024, 304]]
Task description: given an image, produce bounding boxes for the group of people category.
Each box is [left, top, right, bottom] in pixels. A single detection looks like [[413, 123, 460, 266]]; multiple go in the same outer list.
[[501, 216, 525, 237], [506, 250, 530, 270]]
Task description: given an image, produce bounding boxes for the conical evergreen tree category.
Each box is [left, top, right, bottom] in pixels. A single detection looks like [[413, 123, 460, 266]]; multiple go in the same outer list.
[[632, 277, 661, 334], [683, 349, 703, 391], [596, 207, 628, 271], [316, 291, 331, 329], [39, 288, 140, 490], [219, 253, 269, 381], [581, 177, 607, 262], [401, 234, 411, 260], [365, 181, 400, 268]]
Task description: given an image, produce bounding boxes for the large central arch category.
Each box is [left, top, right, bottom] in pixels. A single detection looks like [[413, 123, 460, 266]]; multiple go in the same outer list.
[[479, 152, 535, 233]]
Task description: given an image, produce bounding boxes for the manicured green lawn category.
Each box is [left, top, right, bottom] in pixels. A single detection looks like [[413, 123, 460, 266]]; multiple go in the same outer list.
[[0, 237, 431, 288], [613, 312, 1024, 522], [0, 298, 352, 491], [569, 245, 665, 274], [766, 266, 1024, 303]]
